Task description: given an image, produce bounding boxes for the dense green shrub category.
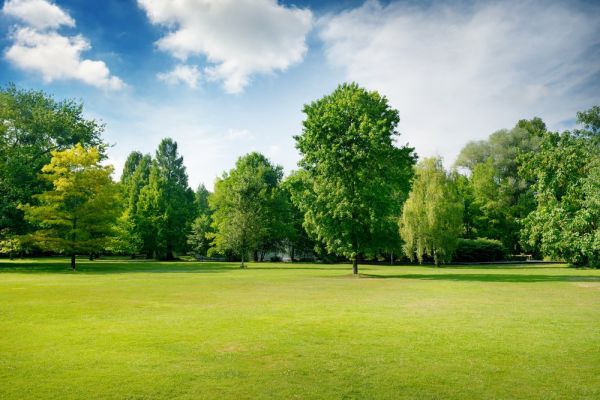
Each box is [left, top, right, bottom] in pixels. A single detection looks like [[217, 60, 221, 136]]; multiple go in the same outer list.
[[454, 238, 507, 262]]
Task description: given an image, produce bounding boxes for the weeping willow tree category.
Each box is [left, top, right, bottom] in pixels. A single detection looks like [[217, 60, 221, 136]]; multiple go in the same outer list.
[[400, 157, 464, 266]]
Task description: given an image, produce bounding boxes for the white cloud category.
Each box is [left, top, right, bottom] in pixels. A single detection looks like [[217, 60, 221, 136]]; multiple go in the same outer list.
[[157, 64, 200, 88], [319, 0, 600, 164], [2, 0, 124, 90], [2, 0, 74, 30], [138, 0, 313, 93]]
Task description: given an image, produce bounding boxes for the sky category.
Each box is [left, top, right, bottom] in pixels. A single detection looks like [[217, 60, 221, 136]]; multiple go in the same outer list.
[[1, 0, 599, 190]]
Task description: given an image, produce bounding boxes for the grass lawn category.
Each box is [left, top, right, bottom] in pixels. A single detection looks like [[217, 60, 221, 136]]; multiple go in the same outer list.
[[1, 259, 599, 399]]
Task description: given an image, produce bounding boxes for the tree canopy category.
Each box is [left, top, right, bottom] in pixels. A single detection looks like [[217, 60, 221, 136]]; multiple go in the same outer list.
[[293, 82, 416, 274], [400, 157, 464, 266], [0, 85, 104, 243], [210, 152, 289, 267], [519, 107, 599, 267], [20, 144, 119, 269]]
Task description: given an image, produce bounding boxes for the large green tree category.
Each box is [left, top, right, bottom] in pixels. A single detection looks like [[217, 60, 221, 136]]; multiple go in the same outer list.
[[293, 83, 415, 275], [137, 139, 194, 260], [0, 85, 104, 243], [210, 152, 289, 267], [400, 158, 464, 265], [519, 106, 599, 267], [20, 144, 119, 269]]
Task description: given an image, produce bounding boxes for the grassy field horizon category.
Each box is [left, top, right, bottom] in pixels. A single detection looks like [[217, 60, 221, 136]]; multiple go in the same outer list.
[[1, 259, 599, 399]]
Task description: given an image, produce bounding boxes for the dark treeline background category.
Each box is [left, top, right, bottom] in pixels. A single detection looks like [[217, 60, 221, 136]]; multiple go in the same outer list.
[[1, 83, 598, 269]]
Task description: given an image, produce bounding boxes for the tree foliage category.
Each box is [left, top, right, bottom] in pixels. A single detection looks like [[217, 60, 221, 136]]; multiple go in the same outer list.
[[187, 184, 214, 257], [400, 158, 464, 265], [519, 107, 599, 267], [293, 83, 415, 274], [0, 85, 104, 242], [210, 152, 289, 267], [137, 139, 194, 260], [20, 144, 119, 269], [454, 119, 543, 252]]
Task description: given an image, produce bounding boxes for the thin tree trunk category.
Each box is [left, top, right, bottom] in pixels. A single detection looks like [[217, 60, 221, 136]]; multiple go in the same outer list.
[[71, 254, 76, 271], [241, 253, 245, 268], [352, 255, 358, 276]]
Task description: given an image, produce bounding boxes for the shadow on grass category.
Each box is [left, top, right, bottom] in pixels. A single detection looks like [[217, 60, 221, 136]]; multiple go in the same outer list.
[[362, 273, 600, 283], [0, 261, 236, 275], [0, 260, 347, 274]]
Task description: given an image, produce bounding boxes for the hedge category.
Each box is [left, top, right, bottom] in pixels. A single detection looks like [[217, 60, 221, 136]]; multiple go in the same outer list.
[[454, 238, 507, 262]]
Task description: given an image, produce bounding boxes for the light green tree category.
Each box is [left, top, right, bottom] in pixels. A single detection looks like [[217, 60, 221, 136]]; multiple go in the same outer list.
[[20, 144, 119, 270], [454, 118, 543, 252], [210, 152, 288, 267], [400, 157, 464, 266], [293, 82, 415, 274]]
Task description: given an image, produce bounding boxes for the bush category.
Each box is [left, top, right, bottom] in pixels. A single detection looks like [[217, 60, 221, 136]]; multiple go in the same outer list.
[[453, 238, 507, 262]]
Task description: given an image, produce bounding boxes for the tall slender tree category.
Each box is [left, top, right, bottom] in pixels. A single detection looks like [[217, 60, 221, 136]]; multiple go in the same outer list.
[[138, 139, 194, 260]]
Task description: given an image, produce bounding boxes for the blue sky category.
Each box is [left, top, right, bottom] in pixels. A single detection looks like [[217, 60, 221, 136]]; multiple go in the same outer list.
[[1, 0, 599, 190]]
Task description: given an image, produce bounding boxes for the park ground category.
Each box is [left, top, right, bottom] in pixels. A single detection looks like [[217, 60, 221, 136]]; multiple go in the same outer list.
[[0, 259, 599, 399]]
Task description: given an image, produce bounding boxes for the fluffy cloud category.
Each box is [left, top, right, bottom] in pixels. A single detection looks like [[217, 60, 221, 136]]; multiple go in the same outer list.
[[2, 0, 74, 30], [319, 0, 600, 163], [157, 64, 201, 88], [138, 0, 313, 93], [2, 0, 123, 90]]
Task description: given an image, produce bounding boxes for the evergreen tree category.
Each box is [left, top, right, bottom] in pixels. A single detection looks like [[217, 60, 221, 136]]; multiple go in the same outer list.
[[138, 139, 194, 260]]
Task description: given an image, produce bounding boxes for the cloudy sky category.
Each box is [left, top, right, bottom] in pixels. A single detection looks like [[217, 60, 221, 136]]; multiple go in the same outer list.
[[1, 0, 599, 189]]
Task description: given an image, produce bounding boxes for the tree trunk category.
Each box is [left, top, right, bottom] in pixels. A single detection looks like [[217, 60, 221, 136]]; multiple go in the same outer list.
[[352, 255, 358, 276], [241, 253, 245, 268], [291, 246, 295, 263], [166, 243, 174, 261], [71, 254, 76, 271]]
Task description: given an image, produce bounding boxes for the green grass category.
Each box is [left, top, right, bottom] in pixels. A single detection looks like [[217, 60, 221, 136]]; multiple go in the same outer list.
[[1, 259, 599, 399]]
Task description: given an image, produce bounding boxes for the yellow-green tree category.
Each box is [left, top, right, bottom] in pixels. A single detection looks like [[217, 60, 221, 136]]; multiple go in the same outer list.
[[400, 157, 464, 266], [20, 144, 119, 270]]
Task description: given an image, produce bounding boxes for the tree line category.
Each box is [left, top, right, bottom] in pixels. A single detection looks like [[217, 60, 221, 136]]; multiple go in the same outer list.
[[1, 83, 598, 271]]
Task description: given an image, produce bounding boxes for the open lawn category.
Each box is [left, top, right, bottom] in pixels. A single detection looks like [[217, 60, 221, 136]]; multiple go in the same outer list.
[[1, 259, 599, 399]]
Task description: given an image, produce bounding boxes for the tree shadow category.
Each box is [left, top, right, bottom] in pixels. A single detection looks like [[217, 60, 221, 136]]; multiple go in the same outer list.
[[0, 260, 354, 275], [0, 260, 237, 275], [361, 273, 600, 283]]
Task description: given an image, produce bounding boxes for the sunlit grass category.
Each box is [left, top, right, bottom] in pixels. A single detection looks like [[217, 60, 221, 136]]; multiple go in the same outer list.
[[1, 258, 599, 399]]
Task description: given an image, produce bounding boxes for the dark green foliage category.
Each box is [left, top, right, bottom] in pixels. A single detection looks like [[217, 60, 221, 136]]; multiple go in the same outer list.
[[293, 82, 416, 274], [454, 238, 507, 262], [137, 139, 194, 260]]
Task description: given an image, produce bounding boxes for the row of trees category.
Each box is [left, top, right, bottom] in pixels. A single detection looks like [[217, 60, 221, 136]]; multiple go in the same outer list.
[[1, 84, 598, 270]]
